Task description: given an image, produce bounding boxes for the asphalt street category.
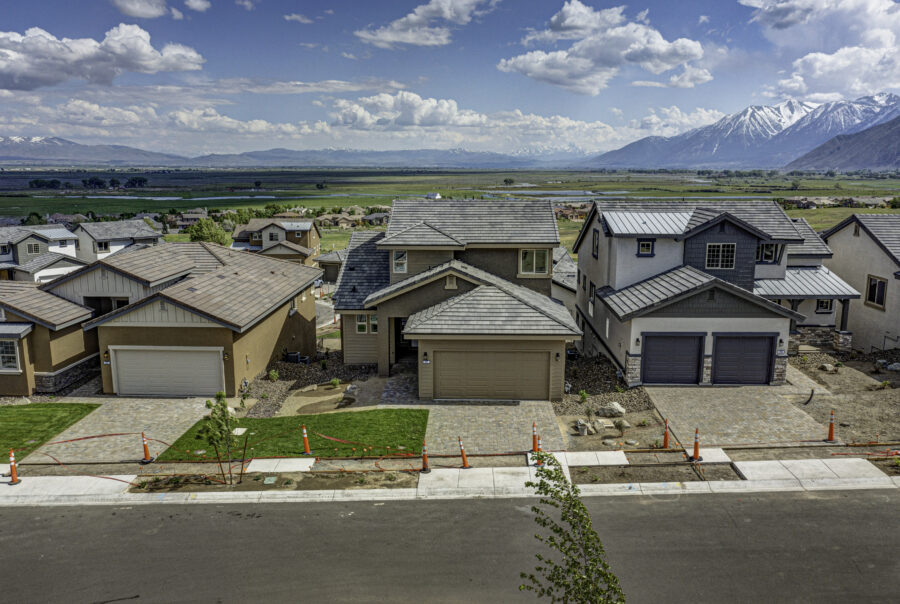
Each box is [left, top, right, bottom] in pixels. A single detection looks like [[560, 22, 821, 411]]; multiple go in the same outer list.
[[1, 490, 897, 603]]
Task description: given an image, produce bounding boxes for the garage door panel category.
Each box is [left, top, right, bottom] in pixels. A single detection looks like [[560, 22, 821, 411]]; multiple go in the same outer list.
[[434, 350, 549, 400], [114, 348, 224, 396], [713, 336, 772, 385], [642, 335, 702, 384]]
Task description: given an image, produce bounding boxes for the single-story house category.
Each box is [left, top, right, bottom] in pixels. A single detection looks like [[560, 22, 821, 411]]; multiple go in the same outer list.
[[316, 248, 347, 283]]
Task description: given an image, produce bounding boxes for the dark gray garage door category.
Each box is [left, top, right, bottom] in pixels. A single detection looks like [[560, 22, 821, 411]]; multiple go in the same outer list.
[[713, 336, 773, 385], [642, 335, 702, 384]]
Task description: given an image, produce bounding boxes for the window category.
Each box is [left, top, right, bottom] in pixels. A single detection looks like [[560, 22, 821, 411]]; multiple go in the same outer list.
[[97, 241, 110, 253], [636, 239, 655, 257], [356, 314, 368, 334], [588, 282, 595, 317], [59, 240, 68, 248], [582, 274, 586, 291], [269, 232, 279, 242], [159, 301, 167, 312], [369, 314, 378, 334], [0, 245, 8, 255], [392, 250, 407, 274], [75, 240, 80, 250], [866, 275, 887, 309], [756, 243, 777, 263], [445, 275, 457, 289], [815, 299, 833, 313], [251, 232, 262, 241], [26, 243, 40, 255], [705, 243, 736, 269], [0, 340, 19, 371], [520, 249, 549, 275], [592, 229, 599, 258], [576, 268, 580, 286]]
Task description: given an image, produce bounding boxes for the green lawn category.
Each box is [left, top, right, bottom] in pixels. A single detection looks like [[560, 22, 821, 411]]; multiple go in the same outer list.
[[163, 233, 191, 242], [321, 329, 341, 339], [0, 403, 99, 456], [557, 219, 583, 255], [319, 227, 385, 254], [158, 408, 429, 461]]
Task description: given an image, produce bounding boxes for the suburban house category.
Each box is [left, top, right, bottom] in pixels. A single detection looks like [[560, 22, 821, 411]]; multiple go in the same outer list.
[[74, 220, 163, 262], [315, 213, 357, 229], [231, 219, 322, 265], [362, 213, 391, 226], [176, 207, 208, 228], [0, 281, 96, 396], [316, 248, 347, 283], [334, 199, 581, 401], [551, 247, 577, 316], [0, 225, 85, 283], [821, 214, 900, 353], [40, 242, 321, 397], [574, 201, 858, 387]]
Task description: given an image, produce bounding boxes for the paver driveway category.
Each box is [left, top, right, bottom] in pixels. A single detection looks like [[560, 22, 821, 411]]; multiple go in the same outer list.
[[23, 397, 209, 464], [646, 366, 826, 447]]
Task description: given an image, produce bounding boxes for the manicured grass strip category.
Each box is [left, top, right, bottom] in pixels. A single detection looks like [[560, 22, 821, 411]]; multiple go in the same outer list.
[[0, 403, 100, 456], [158, 409, 429, 461]]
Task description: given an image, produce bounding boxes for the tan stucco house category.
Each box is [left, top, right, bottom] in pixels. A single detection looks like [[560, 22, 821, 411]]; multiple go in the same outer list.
[[334, 200, 581, 401], [231, 219, 321, 266], [822, 214, 900, 353]]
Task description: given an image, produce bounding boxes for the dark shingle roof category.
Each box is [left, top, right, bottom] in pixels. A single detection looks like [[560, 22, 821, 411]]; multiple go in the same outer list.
[[0, 281, 92, 329], [77, 220, 161, 242], [754, 266, 859, 299], [379, 221, 464, 247], [384, 199, 559, 245], [786, 218, 832, 257], [333, 232, 389, 310]]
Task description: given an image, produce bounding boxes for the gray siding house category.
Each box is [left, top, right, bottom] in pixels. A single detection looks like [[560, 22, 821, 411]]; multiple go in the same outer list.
[[574, 201, 858, 387]]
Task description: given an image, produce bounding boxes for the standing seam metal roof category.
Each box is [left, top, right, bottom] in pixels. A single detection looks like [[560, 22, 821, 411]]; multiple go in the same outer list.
[[753, 266, 859, 299], [602, 211, 692, 236]]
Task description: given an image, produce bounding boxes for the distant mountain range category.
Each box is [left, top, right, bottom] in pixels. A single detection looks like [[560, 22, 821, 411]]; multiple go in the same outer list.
[[786, 115, 900, 171], [591, 92, 900, 169], [3, 92, 900, 170]]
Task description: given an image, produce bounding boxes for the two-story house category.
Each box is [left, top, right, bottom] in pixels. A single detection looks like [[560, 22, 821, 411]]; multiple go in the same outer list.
[[334, 200, 580, 401], [821, 214, 900, 353], [0, 225, 85, 283], [74, 220, 163, 262], [574, 201, 858, 387], [231, 219, 322, 266]]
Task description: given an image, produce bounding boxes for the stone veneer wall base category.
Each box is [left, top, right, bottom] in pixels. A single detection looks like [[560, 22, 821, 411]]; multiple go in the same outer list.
[[33, 355, 100, 393]]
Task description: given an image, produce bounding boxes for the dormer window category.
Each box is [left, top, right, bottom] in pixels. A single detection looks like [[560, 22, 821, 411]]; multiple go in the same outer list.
[[636, 239, 655, 257], [26, 243, 40, 255], [97, 241, 110, 253], [59, 240, 68, 248], [756, 243, 777, 264], [393, 250, 407, 273], [0, 245, 9, 256], [520, 249, 549, 275], [706, 243, 735, 270]]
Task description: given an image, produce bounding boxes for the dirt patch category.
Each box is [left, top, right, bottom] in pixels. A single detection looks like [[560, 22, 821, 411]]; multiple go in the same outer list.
[[557, 355, 653, 415], [129, 470, 417, 493], [560, 409, 667, 451], [571, 463, 740, 484], [870, 458, 900, 476], [793, 390, 900, 443], [724, 445, 887, 462]]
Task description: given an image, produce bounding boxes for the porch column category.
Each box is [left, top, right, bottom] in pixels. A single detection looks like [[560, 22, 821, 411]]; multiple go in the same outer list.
[[789, 299, 801, 332], [839, 298, 850, 331], [833, 299, 853, 353]]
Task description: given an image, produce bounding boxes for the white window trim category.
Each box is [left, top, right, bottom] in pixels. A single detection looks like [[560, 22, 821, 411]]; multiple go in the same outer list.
[[0, 339, 21, 373], [26, 243, 40, 255], [392, 250, 407, 274], [369, 314, 378, 334], [268, 232, 279, 242], [519, 248, 550, 276], [705, 242, 736, 270], [356, 314, 368, 334], [0, 245, 9, 255]]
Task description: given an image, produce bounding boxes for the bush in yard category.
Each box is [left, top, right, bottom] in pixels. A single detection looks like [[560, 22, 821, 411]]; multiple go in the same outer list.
[[330, 377, 341, 389], [268, 369, 279, 382], [578, 389, 588, 404], [520, 451, 625, 603]]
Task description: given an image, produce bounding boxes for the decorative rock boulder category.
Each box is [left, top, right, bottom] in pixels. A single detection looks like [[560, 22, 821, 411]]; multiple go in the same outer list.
[[818, 363, 838, 374], [594, 402, 626, 417], [887, 363, 900, 372]]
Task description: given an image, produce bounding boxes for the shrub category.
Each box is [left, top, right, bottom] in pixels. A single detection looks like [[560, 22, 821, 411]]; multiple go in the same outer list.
[[268, 369, 279, 382], [613, 419, 626, 436], [330, 377, 341, 389], [579, 389, 588, 403]]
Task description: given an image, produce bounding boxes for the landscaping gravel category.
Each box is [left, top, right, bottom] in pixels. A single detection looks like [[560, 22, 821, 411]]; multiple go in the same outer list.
[[554, 356, 653, 416], [245, 351, 376, 418]]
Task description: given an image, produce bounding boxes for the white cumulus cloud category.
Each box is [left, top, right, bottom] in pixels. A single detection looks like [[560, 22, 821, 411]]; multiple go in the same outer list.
[[185, 0, 211, 11], [355, 0, 498, 49], [112, 0, 169, 18], [0, 24, 205, 90], [284, 13, 313, 24]]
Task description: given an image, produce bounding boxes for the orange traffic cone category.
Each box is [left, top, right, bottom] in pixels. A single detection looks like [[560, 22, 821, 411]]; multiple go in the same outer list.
[[8, 449, 20, 486], [532, 422, 538, 453], [302, 424, 312, 455], [421, 440, 431, 474], [535, 434, 544, 467], [826, 410, 836, 443], [140, 432, 155, 464], [458, 436, 470, 469], [688, 428, 702, 462], [663, 418, 670, 449]]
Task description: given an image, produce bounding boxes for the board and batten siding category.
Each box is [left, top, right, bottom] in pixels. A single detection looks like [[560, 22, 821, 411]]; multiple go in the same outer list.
[[103, 300, 219, 326], [341, 311, 378, 364], [47, 267, 174, 305]]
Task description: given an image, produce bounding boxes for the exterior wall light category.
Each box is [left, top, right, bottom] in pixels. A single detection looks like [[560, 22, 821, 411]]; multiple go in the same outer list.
[[555, 352, 560, 361], [635, 337, 641, 346], [103, 351, 110, 361], [422, 352, 430, 365]]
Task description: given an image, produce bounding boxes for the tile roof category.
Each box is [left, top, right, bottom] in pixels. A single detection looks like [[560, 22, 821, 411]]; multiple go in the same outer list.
[[333, 231, 389, 310], [385, 199, 559, 245], [598, 265, 801, 321], [552, 247, 577, 291], [0, 323, 33, 339], [822, 214, 900, 272], [14, 252, 86, 274], [0, 281, 92, 329], [786, 218, 832, 257], [378, 221, 464, 247], [97, 244, 205, 286], [0, 225, 76, 245], [754, 266, 860, 299], [233, 219, 314, 239], [77, 219, 162, 241], [592, 200, 804, 242], [405, 285, 579, 337], [316, 248, 348, 264], [260, 241, 313, 256]]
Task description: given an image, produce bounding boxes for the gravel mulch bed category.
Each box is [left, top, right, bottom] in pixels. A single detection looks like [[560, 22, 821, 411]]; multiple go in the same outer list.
[[554, 355, 653, 416], [244, 351, 376, 418]]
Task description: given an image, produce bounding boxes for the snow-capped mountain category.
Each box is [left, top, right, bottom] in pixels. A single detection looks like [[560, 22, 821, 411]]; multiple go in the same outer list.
[[593, 93, 900, 168], [787, 114, 900, 171], [0, 135, 184, 165]]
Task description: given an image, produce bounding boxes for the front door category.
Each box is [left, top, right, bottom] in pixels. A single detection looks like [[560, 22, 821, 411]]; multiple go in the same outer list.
[[394, 318, 416, 361]]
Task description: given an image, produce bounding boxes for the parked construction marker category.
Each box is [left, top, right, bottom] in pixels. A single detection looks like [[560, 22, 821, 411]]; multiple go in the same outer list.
[[663, 418, 670, 449], [532, 422, 538, 453], [535, 435, 544, 467], [302, 424, 312, 455], [8, 449, 20, 486], [688, 428, 703, 462], [421, 441, 430, 474], [140, 432, 155, 465], [458, 437, 470, 469], [826, 410, 836, 443]]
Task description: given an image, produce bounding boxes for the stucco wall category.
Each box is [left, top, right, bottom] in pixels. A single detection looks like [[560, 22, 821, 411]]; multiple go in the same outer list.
[[455, 248, 552, 295], [824, 224, 900, 352], [0, 336, 35, 396], [754, 246, 788, 280], [389, 250, 453, 284], [610, 237, 682, 290], [320, 262, 341, 283], [551, 282, 575, 316]]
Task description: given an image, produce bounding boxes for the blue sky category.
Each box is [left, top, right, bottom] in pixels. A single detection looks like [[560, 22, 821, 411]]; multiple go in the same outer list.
[[1, 0, 898, 155]]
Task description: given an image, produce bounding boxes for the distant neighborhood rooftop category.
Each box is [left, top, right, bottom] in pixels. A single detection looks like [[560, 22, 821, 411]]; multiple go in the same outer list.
[[76, 219, 161, 242]]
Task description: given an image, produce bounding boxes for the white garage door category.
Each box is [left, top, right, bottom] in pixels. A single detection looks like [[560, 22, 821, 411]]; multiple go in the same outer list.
[[112, 347, 225, 396]]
